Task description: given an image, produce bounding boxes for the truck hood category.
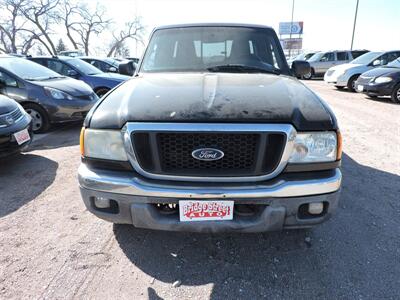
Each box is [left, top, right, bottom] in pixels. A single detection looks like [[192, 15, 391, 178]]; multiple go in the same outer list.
[[89, 73, 337, 131], [29, 77, 94, 96], [0, 95, 19, 115]]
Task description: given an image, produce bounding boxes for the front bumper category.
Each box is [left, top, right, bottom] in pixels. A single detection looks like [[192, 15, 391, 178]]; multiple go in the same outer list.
[[355, 81, 394, 97], [0, 115, 33, 158], [44, 97, 97, 123], [324, 73, 349, 87], [78, 164, 342, 232]]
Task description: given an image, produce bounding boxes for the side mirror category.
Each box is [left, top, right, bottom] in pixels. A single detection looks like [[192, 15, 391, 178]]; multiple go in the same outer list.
[[108, 66, 118, 73], [67, 69, 79, 77], [291, 60, 311, 77], [118, 61, 136, 76], [372, 60, 381, 66]]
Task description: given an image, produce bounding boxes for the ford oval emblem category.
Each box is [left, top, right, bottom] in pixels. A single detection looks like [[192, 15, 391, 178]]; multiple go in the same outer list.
[[192, 148, 224, 161], [5, 115, 14, 125]]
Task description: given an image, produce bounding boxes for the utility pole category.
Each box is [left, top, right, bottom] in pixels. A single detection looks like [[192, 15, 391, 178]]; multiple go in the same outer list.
[[288, 0, 295, 57], [351, 0, 360, 50]]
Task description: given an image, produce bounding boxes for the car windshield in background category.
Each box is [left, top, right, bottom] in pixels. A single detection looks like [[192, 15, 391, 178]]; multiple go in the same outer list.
[[141, 26, 287, 73], [293, 52, 314, 61], [0, 57, 62, 81], [65, 58, 103, 75], [104, 58, 120, 67], [307, 52, 324, 62], [386, 58, 400, 68], [350, 51, 382, 64]]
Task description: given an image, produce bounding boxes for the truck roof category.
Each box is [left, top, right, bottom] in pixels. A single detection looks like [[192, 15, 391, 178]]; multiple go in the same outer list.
[[154, 23, 273, 31]]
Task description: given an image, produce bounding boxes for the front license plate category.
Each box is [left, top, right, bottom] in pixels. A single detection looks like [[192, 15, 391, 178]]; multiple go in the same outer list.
[[179, 200, 234, 222], [357, 85, 364, 92], [13, 128, 30, 145]]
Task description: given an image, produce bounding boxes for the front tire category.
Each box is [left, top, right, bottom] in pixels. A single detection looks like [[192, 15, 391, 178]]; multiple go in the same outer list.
[[23, 103, 50, 133], [302, 69, 314, 80], [391, 83, 400, 104], [347, 75, 359, 92]]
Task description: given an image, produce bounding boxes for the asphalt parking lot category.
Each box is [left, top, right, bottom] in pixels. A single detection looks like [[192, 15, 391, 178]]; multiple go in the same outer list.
[[0, 80, 399, 300]]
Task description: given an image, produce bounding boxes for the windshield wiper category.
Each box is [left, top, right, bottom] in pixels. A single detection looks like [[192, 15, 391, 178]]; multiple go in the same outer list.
[[207, 64, 281, 75], [45, 76, 65, 80]]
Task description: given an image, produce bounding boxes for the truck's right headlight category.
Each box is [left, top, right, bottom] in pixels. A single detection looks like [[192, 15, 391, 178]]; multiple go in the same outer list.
[[80, 128, 127, 161], [289, 132, 340, 163]]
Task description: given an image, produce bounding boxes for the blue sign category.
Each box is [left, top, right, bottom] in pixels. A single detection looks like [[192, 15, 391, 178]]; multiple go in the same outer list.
[[279, 22, 304, 35]]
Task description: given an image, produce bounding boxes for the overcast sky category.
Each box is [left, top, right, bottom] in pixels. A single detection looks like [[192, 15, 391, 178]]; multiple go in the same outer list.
[[95, 0, 399, 57]]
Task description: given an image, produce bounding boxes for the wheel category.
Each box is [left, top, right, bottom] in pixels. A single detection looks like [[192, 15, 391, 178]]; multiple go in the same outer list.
[[335, 86, 345, 90], [347, 75, 359, 92], [95, 88, 110, 98], [302, 69, 314, 80], [23, 103, 50, 133], [391, 83, 400, 103]]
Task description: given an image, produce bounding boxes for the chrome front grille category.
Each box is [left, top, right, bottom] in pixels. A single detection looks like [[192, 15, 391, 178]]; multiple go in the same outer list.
[[123, 123, 297, 182], [0, 108, 24, 128]]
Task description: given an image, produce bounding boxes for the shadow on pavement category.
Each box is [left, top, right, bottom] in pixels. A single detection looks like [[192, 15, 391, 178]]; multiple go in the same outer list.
[[0, 153, 58, 217], [114, 153, 400, 299], [28, 122, 82, 151]]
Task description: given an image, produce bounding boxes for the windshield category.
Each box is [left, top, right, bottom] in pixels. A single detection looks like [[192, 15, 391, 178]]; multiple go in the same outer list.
[[386, 58, 400, 68], [308, 52, 324, 62], [140, 26, 287, 73], [350, 52, 382, 64], [64, 58, 103, 75], [0, 57, 62, 81], [291, 52, 315, 61], [104, 58, 120, 67]]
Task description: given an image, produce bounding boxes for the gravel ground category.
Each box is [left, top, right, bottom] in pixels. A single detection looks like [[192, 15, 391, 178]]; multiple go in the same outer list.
[[0, 81, 399, 300]]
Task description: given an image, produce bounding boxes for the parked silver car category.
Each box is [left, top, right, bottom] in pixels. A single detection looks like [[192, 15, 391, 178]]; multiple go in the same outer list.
[[304, 50, 368, 79], [324, 51, 400, 91]]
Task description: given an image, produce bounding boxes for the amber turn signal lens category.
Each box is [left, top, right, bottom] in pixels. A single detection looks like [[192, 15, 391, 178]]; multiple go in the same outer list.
[[336, 131, 343, 160], [80, 127, 85, 157]]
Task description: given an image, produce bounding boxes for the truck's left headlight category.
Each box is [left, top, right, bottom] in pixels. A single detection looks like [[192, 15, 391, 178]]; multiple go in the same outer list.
[[289, 132, 338, 163], [81, 128, 127, 161]]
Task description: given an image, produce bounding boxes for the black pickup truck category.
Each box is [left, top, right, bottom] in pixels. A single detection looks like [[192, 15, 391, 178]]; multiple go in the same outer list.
[[78, 24, 342, 232]]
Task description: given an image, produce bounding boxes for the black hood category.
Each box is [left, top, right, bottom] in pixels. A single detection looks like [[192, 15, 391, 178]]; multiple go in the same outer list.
[[361, 67, 400, 78], [0, 95, 19, 114], [29, 77, 93, 96], [89, 73, 336, 131]]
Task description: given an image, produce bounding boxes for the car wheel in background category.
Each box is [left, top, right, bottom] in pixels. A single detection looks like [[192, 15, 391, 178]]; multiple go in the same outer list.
[[335, 86, 345, 90], [391, 83, 400, 103], [95, 88, 110, 98], [302, 69, 313, 80], [347, 75, 359, 92], [23, 103, 50, 133]]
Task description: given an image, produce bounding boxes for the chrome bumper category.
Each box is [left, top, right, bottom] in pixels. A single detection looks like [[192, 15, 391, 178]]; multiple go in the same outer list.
[[78, 164, 342, 199]]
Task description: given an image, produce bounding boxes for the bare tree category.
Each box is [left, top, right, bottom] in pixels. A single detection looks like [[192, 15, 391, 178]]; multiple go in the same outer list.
[[107, 18, 145, 57], [0, 0, 28, 53], [60, 0, 81, 50], [21, 0, 61, 54], [67, 3, 111, 55]]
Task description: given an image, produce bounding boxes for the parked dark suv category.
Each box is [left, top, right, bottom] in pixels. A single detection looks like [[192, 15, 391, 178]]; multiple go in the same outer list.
[[79, 24, 342, 233], [0, 95, 32, 157], [29, 56, 130, 97], [0, 56, 98, 132]]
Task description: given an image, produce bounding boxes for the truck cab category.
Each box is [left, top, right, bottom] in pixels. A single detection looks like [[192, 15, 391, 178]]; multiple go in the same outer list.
[[78, 24, 342, 232]]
